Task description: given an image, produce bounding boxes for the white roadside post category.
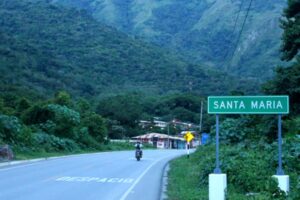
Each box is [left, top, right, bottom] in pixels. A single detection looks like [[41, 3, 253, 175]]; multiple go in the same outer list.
[[272, 175, 289, 193], [209, 173, 227, 200]]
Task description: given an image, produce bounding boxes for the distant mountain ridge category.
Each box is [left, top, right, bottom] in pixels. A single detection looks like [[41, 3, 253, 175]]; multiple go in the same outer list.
[[0, 0, 258, 99], [52, 0, 287, 80]]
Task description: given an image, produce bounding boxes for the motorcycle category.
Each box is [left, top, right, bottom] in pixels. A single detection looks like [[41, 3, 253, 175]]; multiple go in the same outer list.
[[135, 149, 142, 161]]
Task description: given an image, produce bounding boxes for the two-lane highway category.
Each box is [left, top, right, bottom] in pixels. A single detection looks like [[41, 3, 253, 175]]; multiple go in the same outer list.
[[0, 149, 186, 200]]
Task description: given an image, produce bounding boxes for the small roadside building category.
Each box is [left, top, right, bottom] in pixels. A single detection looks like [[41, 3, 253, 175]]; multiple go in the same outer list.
[[132, 133, 185, 149]]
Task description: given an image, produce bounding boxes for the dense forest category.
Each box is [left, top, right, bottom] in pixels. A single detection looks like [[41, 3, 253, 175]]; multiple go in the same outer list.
[[52, 0, 286, 80], [0, 0, 257, 100]]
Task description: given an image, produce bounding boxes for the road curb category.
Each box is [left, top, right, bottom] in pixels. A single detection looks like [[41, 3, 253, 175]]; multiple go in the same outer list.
[[0, 158, 46, 168], [160, 163, 170, 200], [0, 151, 110, 168], [159, 150, 195, 200]]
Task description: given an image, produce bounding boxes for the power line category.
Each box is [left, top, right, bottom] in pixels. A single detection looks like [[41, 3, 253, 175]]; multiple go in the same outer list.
[[232, 0, 245, 42], [222, 0, 245, 70], [225, 0, 253, 71]]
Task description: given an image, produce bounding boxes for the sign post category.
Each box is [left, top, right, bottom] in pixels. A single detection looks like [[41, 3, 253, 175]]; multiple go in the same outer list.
[[184, 132, 194, 158], [207, 96, 289, 199], [277, 114, 284, 175], [214, 114, 221, 174]]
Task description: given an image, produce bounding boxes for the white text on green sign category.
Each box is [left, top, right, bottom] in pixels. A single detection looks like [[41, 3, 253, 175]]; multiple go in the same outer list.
[[208, 96, 289, 114]]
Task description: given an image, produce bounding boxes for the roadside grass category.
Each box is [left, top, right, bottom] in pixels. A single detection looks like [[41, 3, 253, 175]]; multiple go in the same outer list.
[[167, 142, 300, 200], [10, 142, 153, 161]]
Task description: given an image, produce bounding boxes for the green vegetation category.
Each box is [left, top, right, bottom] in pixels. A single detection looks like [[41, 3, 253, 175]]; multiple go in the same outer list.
[[0, 91, 108, 156], [0, 0, 256, 100], [167, 115, 300, 199], [167, 1, 300, 199], [0, 89, 212, 159], [168, 140, 300, 200], [0, 0, 260, 161], [96, 93, 214, 138], [54, 0, 286, 80], [0, 90, 164, 159], [0, 92, 158, 158], [13, 141, 145, 160]]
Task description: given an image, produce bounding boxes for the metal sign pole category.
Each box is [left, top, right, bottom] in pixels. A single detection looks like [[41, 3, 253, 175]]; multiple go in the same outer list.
[[200, 101, 203, 132], [186, 141, 190, 158], [214, 114, 221, 174], [277, 114, 284, 175]]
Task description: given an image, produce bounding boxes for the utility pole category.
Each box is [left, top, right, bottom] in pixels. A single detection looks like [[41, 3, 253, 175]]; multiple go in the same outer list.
[[167, 122, 170, 149], [199, 101, 203, 133]]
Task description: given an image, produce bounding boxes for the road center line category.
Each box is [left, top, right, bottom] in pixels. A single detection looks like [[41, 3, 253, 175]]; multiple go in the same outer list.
[[119, 156, 167, 200]]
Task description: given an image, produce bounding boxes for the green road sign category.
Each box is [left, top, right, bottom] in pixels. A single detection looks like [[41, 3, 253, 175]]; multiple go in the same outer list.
[[208, 96, 289, 114]]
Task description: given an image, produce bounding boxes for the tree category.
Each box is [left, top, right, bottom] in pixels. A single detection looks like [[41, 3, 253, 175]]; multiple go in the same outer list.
[[281, 0, 300, 61], [47, 104, 80, 139], [0, 115, 22, 143], [263, 61, 300, 115], [75, 98, 91, 116], [96, 94, 143, 129], [54, 91, 72, 107], [16, 98, 31, 116], [82, 113, 107, 143], [22, 104, 55, 125], [263, 0, 300, 115]]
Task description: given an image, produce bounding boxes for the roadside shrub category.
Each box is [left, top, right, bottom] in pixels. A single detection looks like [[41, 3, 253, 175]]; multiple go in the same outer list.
[[168, 139, 300, 200], [82, 113, 107, 143], [211, 118, 247, 144], [47, 104, 80, 139], [17, 126, 35, 146], [285, 117, 300, 136], [34, 131, 79, 152], [0, 114, 22, 142], [22, 104, 55, 125], [224, 146, 275, 194], [284, 137, 300, 172], [75, 127, 102, 150], [38, 120, 56, 135]]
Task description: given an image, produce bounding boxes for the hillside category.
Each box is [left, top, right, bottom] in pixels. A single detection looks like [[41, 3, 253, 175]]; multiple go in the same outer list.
[[0, 0, 258, 99], [52, 0, 287, 80]]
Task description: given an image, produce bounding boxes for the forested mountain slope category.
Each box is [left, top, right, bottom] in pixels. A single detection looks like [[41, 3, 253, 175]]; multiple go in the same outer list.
[[0, 0, 257, 99], [52, 0, 286, 80]]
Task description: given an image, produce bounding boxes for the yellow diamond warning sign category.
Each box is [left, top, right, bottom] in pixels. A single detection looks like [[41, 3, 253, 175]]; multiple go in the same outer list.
[[183, 132, 194, 142]]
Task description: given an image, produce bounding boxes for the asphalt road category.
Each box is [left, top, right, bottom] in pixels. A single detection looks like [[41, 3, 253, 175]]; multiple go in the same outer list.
[[0, 149, 187, 200]]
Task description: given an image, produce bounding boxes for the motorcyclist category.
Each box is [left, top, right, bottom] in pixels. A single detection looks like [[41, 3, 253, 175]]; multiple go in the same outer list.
[[135, 141, 143, 149], [135, 141, 143, 157]]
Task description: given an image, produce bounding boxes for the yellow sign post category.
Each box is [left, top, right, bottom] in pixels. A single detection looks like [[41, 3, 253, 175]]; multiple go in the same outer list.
[[184, 132, 194, 142], [184, 132, 194, 158]]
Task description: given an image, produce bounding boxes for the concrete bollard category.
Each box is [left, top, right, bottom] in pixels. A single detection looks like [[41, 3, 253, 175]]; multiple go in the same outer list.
[[272, 175, 289, 193], [209, 173, 227, 200]]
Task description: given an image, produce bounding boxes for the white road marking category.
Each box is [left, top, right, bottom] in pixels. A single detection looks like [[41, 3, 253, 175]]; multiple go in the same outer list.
[[55, 176, 134, 184], [119, 156, 167, 200], [128, 158, 155, 161], [0, 162, 39, 171]]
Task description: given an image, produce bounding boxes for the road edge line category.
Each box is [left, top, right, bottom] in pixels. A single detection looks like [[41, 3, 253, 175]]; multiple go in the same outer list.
[[119, 156, 167, 200], [0, 151, 116, 168]]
